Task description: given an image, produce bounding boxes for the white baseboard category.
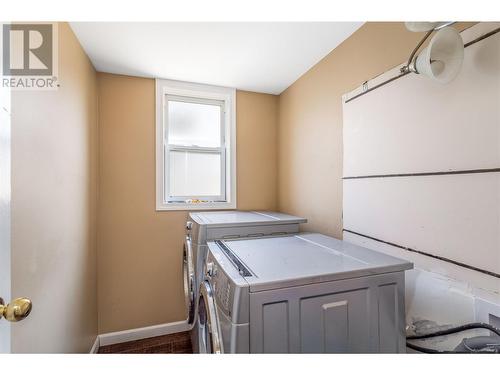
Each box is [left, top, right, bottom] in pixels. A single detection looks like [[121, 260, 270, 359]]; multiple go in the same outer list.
[[98, 320, 190, 347], [89, 336, 100, 354]]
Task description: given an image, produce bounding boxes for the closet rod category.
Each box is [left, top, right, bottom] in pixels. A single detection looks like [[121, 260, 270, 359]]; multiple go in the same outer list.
[[344, 27, 500, 104]]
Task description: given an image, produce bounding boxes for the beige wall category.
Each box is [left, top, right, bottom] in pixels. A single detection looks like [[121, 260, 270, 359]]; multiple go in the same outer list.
[[236, 91, 279, 210], [278, 22, 472, 239], [11, 23, 98, 352], [97, 76, 278, 333]]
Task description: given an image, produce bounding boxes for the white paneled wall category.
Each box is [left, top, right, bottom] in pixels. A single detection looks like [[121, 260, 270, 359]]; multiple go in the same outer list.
[[343, 27, 500, 176], [344, 174, 500, 279], [342, 22, 500, 328]]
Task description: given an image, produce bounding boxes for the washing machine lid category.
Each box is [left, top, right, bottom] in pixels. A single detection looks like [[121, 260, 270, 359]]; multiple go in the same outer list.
[[189, 211, 306, 228], [213, 233, 413, 292]]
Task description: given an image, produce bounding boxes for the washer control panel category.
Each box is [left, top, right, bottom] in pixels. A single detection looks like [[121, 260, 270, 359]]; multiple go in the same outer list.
[[209, 262, 233, 317]]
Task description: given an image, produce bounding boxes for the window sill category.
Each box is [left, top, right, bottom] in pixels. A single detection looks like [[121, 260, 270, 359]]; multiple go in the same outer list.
[[156, 201, 236, 211]]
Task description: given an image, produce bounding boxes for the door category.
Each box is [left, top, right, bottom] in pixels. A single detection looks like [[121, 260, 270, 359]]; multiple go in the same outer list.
[[1, 23, 98, 353], [197, 281, 222, 354], [0, 84, 32, 353]]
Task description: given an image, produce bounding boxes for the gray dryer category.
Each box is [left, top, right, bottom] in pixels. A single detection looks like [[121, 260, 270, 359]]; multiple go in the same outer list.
[[199, 233, 413, 353]]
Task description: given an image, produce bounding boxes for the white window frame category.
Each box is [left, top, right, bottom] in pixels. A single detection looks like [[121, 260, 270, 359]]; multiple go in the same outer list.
[[155, 79, 236, 211]]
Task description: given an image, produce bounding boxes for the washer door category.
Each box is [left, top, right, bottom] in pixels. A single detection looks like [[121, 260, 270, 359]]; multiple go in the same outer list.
[[197, 281, 222, 354], [183, 236, 195, 325]]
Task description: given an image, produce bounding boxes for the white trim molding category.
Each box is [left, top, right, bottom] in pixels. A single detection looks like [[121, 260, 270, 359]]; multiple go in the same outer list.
[[98, 320, 190, 347], [155, 78, 237, 211], [89, 336, 100, 354]]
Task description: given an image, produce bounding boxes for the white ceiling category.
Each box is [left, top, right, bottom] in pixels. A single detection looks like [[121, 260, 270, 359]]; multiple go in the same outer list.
[[70, 22, 363, 95]]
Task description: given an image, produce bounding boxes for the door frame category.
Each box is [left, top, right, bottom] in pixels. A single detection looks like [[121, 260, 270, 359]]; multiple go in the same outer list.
[[0, 83, 12, 353]]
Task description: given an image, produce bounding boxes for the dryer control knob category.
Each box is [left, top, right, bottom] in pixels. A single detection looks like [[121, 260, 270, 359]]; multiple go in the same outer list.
[[206, 262, 217, 277]]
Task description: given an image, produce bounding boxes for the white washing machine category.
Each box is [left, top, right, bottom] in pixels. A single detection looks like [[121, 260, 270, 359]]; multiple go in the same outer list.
[[198, 233, 413, 353], [183, 211, 306, 352]]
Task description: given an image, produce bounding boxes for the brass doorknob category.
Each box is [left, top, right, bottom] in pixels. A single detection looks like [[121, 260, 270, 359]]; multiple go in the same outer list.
[[0, 297, 32, 322]]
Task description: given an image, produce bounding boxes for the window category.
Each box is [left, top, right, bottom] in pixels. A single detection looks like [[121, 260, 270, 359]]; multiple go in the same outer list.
[[156, 79, 236, 210]]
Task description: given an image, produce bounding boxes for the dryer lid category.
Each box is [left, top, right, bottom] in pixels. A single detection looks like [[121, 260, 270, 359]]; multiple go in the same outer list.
[[189, 211, 306, 227], [214, 233, 413, 292]]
